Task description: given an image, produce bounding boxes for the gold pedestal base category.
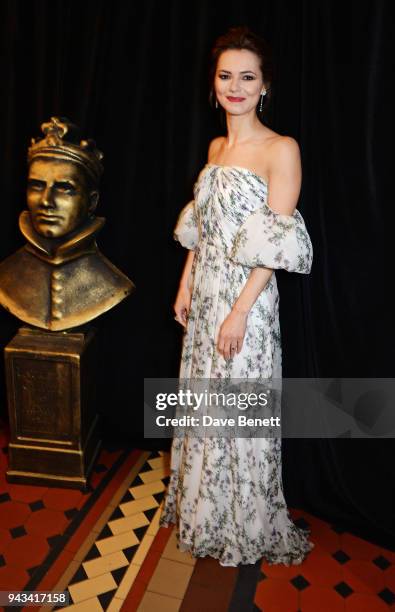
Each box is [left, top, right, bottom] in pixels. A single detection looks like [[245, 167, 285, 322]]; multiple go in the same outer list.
[[4, 325, 101, 489]]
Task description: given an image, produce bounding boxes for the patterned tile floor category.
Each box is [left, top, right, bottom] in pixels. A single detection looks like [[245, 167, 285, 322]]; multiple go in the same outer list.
[[0, 418, 394, 611], [52, 450, 174, 611]]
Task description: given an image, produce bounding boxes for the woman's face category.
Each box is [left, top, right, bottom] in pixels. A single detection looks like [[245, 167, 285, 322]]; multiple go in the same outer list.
[[214, 49, 264, 117]]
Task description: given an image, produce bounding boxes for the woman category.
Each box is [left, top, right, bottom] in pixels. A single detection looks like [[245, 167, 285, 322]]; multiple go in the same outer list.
[[159, 26, 314, 567]]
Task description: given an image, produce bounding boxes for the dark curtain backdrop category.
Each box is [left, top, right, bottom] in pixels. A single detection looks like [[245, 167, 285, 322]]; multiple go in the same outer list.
[[0, 0, 393, 549]]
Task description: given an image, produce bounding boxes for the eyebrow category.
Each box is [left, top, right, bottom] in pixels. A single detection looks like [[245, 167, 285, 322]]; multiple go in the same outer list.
[[218, 69, 257, 75], [28, 177, 77, 184]]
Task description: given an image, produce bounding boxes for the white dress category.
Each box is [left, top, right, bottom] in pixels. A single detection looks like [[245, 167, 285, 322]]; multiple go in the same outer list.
[[159, 164, 314, 566]]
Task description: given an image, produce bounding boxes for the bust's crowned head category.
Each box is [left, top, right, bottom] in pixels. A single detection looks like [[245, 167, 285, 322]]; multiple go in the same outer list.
[[27, 117, 104, 238]]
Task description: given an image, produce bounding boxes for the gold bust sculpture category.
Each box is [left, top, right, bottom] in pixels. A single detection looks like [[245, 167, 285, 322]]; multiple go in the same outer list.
[[0, 117, 134, 331]]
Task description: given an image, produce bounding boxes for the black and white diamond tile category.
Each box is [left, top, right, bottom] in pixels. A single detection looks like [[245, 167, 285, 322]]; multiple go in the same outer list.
[[59, 450, 170, 611]]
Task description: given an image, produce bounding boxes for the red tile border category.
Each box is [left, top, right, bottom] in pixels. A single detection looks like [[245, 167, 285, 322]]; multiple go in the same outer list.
[[121, 525, 174, 610], [121, 578, 147, 611], [150, 525, 174, 554], [134, 549, 163, 586]]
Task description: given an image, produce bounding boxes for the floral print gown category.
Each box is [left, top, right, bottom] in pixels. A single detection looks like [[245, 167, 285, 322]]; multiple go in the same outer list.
[[159, 164, 314, 566]]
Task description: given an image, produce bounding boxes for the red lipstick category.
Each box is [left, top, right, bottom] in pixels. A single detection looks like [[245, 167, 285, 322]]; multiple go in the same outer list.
[[226, 96, 246, 102]]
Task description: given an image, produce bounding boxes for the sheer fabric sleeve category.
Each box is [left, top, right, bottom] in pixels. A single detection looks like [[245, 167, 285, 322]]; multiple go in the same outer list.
[[229, 206, 313, 273], [173, 200, 199, 250]]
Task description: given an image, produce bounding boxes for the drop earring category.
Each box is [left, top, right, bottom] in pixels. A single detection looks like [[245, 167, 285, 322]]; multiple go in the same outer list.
[[215, 98, 218, 109], [259, 89, 267, 112]]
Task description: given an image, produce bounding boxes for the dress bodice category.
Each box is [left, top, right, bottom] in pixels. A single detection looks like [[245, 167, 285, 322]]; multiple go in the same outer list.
[[174, 164, 313, 274], [193, 165, 269, 250]]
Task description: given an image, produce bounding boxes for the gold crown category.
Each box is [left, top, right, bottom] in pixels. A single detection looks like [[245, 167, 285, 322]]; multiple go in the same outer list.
[[28, 117, 104, 183]]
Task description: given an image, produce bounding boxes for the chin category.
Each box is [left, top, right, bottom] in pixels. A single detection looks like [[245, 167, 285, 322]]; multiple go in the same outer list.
[[221, 103, 251, 114], [40, 228, 59, 238], [225, 108, 250, 117], [34, 224, 65, 238]]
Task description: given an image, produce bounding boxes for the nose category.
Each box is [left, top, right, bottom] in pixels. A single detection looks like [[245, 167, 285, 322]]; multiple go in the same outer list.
[[229, 77, 240, 93], [41, 185, 55, 208]]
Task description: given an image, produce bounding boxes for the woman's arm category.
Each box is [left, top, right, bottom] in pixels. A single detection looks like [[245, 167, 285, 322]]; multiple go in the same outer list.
[[217, 267, 273, 359], [233, 267, 274, 314], [174, 137, 223, 327], [174, 250, 195, 327], [265, 136, 302, 215], [217, 137, 302, 359]]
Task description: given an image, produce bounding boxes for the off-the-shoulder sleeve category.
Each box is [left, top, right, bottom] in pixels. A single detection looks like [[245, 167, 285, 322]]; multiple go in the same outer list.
[[173, 200, 199, 250], [229, 206, 313, 273]]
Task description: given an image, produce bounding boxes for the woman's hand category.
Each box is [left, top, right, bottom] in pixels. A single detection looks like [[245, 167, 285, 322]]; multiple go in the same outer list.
[[174, 285, 192, 328], [217, 309, 248, 360]]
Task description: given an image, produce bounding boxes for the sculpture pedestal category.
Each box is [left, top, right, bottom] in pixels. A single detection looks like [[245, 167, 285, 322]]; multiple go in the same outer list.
[[4, 325, 101, 489]]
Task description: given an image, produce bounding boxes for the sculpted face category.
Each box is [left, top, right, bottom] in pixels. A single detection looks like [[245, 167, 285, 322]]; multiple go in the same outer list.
[[214, 49, 265, 116], [27, 159, 98, 238]]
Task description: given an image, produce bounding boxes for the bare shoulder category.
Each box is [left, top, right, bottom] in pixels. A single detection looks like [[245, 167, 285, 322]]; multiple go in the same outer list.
[[262, 135, 302, 215], [207, 136, 225, 162], [268, 135, 301, 162], [266, 135, 301, 177]]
